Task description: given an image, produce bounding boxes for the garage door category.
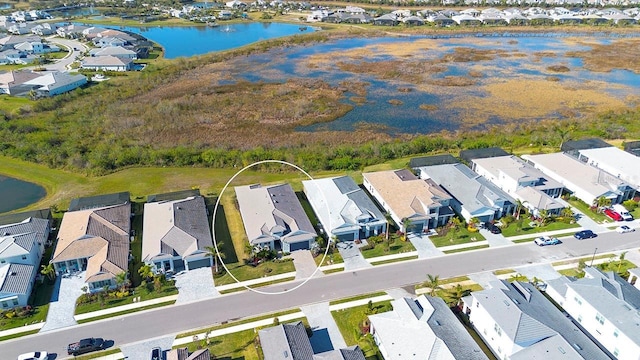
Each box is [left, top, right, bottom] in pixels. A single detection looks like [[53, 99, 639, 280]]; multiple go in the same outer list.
[[289, 241, 309, 252], [187, 258, 211, 270], [336, 233, 355, 242]]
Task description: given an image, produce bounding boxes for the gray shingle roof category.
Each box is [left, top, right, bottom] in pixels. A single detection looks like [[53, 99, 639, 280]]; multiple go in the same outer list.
[[68, 192, 130, 211], [147, 189, 201, 203], [0, 209, 51, 226], [268, 185, 315, 234], [0, 217, 49, 253], [259, 321, 314, 360], [0, 263, 35, 295]]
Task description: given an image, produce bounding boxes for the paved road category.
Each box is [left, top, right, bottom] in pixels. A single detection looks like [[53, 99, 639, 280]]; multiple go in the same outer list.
[[2, 232, 637, 359], [37, 37, 87, 72]]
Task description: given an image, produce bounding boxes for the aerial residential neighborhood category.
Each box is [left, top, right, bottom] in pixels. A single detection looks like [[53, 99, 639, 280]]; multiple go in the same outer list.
[[2, 0, 640, 358]]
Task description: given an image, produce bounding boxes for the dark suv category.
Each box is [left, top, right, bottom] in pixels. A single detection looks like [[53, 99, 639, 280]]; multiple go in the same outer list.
[[486, 223, 501, 234], [574, 230, 597, 240]]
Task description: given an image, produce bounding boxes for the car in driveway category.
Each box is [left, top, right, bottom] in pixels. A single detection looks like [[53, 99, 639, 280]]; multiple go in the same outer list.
[[604, 208, 623, 221], [486, 223, 501, 234], [17, 352, 48, 360], [534, 236, 560, 246], [616, 225, 635, 234], [574, 230, 597, 239]]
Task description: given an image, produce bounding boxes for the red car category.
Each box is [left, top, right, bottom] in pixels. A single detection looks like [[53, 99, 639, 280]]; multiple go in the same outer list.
[[604, 208, 623, 221]]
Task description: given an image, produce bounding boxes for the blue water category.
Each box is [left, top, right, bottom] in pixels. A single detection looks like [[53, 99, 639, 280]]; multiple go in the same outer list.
[[0, 3, 11, 9], [0, 176, 46, 214], [107, 22, 316, 59]]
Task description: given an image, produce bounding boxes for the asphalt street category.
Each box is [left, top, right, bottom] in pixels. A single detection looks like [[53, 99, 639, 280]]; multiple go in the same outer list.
[[2, 230, 638, 359]]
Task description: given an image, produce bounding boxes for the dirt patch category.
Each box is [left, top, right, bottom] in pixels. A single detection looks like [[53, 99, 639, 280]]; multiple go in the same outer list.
[[547, 65, 570, 72], [388, 99, 404, 105], [427, 76, 478, 87], [420, 104, 438, 111]]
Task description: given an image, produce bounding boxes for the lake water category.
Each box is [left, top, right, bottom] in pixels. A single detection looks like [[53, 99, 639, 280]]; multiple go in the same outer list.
[[103, 22, 316, 59], [0, 176, 46, 214]]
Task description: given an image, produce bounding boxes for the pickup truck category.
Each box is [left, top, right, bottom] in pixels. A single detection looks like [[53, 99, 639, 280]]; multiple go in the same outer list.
[[67, 338, 104, 356]]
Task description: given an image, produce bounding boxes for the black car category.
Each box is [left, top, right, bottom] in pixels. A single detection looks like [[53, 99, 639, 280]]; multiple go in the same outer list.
[[487, 223, 501, 234], [574, 230, 597, 240]]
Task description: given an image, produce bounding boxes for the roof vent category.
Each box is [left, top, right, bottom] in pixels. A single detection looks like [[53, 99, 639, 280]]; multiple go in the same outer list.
[[572, 343, 583, 351]]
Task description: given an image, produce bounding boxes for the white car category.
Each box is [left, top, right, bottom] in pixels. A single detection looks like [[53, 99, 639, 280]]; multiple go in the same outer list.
[[616, 225, 635, 234], [534, 236, 560, 246], [17, 351, 48, 360]]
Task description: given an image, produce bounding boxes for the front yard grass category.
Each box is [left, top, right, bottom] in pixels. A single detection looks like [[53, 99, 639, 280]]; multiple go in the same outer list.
[[332, 301, 391, 358], [213, 260, 296, 286], [77, 300, 175, 324], [566, 198, 610, 223], [361, 238, 416, 258], [75, 282, 178, 315], [429, 227, 485, 247], [314, 250, 343, 266], [500, 219, 579, 237]]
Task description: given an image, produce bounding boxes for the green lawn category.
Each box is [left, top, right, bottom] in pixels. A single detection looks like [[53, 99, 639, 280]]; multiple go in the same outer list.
[[500, 219, 579, 237], [75, 282, 178, 315], [314, 250, 344, 266], [361, 238, 416, 258], [213, 260, 296, 286], [566, 198, 610, 223], [331, 301, 391, 358], [429, 227, 485, 247], [77, 301, 175, 324], [0, 95, 33, 115], [558, 268, 584, 278]]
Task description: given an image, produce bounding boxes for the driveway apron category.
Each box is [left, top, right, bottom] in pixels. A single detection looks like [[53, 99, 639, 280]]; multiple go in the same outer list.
[[478, 229, 512, 247], [513, 263, 562, 281], [291, 250, 323, 280], [336, 241, 371, 271], [468, 271, 502, 289], [40, 272, 85, 332], [120, 335, 175, 360], [174, 267, 219, 304], [300, 302, 347, 353], [407, 234, 444, 258]]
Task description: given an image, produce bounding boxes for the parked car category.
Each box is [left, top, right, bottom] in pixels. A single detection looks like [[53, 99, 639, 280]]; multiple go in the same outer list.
[[604, 208, 623, 222], [574, 230, 597, 240], [17, 352, 48, 360], [486, 223, 501, 234], [68, 338, 104, 356], [613, 204, 634, 221], [616, 225, 635, 234], [534, 236, 560, 246], [150, 347, 162, 360]]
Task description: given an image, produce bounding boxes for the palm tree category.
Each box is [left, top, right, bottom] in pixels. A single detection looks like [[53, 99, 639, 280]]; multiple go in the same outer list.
[[446, 284, 470, 307], [40, 263, 56, 282], [401, 218, 413, 240], [617, 251, 628, 274], [508, 273, 528, 283], [115, 271, 129, 291], [138, 264, 154, 281], [245, 243, 256, 259], [205, 243, 226, 274], [513, 199, 524, 220], [424, 274, 442, 297], [384, 211, 393, 241]]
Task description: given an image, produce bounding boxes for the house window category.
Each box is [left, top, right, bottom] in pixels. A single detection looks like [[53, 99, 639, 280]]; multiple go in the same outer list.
[[574, 296, 582, 305], [494, 323, 502, 336], [22, 255, 27, 260], [577, 315, 582, 323], [614, 348, 619, 357], [1, 301, 7, 308], [613, 329, 619, 338], [595, 313, 605, 325], [12, 299, 18, 306]]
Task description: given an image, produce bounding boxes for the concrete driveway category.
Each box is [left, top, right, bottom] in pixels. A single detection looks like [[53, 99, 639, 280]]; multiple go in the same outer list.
[[174, 267, 219, 304], [407, 233, 444, 258], [479, 228, 512, 247], [120, 335, 174, 360], [291, 250, 323, 280], [336, 241, 371, 271], [40, 272, 85, 332], [300, 302, 347, 353], [514, 263, 562, 281]]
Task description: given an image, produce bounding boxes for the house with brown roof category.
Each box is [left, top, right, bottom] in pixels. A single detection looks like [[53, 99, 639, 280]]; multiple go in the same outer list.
[[362, 170, 455, 233], [51, 203, 130, 292], [0, 70, 41, 95]]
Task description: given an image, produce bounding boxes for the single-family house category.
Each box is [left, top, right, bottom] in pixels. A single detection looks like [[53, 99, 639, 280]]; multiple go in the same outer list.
[[218, 10, 233, 20], [417, 163, 515, 223], [373, 14, 399, 26], [573, 146, 640, 191], [546, 267, 640, 360], [7, 22, 34, 35], [369, 295, 488, 360], [362, 170, 455, 233], [259, 321, 366, 360], [82, 26, 109, 40], [522, 152, 635, 206], [303, 176, 386, 242], [142, 196, 213, 274], [81, 55, 134, 71], [235, 184, 317, 252], [95, 29, 137, 43], [0, 217, 50, 267], [463, 280, 611, 360], [89, 46, 137, 59], [56, 24, 89, 38], [0, 35, 40, 51], [30, 23, 57, 36], [51, 203, 131, 292], [425, 14, 457, 26], [0, 263, 37, 309], [23, 71, 87, 97], [452, 14, 482, 25], [13, 41, 44, 54], [0, 70, 41, 95], [94, 36, 127, 48], [226, 0, 246, 8], [403, 15, 425, 25], [471, 155, 565, 217]]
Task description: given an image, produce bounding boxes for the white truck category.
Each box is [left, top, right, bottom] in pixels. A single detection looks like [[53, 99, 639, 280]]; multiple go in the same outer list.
[[613, 204, 633, 221]]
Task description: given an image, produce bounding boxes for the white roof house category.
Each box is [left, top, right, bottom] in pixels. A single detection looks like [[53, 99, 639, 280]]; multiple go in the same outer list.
[[471, 155, 565, 216], [417, 163, 515, 223], [362, 170, 455, 233], [235, 184, 317, 253], [23, 71, 87, 97], [576, 146, 640, 190], [142, 196, 213, 273], [465, 280, 611, 360], [302, 176, 386, 242], [369, 295, 488, 360], [522, 152, 635, 206], [0, 217, 49, 267], [0, 263, 36, 310], [546, 267, 640, 360]]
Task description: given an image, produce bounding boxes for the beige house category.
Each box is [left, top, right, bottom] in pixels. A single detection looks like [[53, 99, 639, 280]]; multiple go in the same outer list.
[[51, 203, 130, 292]]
